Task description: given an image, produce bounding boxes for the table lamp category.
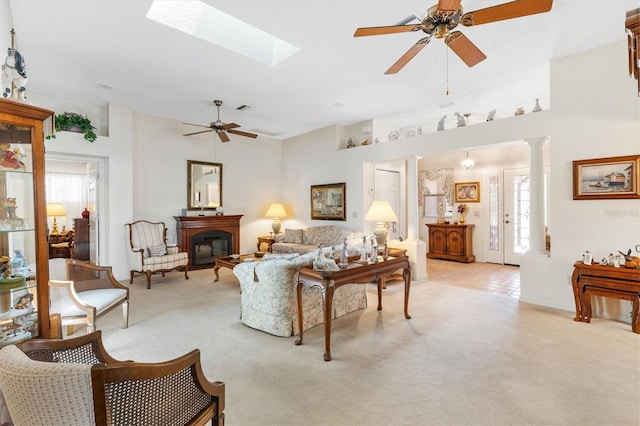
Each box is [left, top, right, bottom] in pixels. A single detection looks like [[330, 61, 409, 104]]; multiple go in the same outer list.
[[364, 200, 398, 245], [265, 203, 287, 234], [46, 203, 67, 235]]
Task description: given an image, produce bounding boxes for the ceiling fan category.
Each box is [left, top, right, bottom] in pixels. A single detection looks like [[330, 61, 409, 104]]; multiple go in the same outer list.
[[183, 100, 258, 142], [354, 0, 553, 74]]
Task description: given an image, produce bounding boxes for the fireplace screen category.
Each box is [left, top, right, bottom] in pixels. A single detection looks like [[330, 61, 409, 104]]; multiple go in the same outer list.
[[191, 230, 232, 267]]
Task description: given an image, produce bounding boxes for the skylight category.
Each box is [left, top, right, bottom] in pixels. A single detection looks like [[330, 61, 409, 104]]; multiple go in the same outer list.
[[146, 1, 299, 66]]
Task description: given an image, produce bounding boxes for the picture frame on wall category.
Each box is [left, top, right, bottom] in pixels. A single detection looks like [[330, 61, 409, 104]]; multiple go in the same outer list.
[[454, 182, 480, 203], [310, 182, 346, 221], [572, 155, 640, 200]]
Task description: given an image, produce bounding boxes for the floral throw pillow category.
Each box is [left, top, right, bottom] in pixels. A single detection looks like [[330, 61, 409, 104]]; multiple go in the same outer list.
[[283, 229, 304, 244]]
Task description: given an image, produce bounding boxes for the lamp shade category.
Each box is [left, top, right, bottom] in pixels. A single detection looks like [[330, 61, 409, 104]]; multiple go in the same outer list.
[[265, 203, 287, 218], [46, 203, 67, 217], [364, 201, 398, 223]]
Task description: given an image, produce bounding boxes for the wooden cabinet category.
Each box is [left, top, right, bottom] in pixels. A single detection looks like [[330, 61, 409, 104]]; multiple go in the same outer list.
[[0, 99, 54, 344], [73, 218, 90, 261], [426, 224, 475, 263]]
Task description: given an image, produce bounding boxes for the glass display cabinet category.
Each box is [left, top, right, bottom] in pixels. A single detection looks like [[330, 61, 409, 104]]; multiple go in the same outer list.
[[0, 99, 54, 345]]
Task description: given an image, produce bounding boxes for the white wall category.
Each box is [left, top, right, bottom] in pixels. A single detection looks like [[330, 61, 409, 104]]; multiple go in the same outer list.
[[281, 41, 640, 315]]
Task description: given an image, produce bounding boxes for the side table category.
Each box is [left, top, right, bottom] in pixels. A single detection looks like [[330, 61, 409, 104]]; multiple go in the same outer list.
[[257, 236, 275, 253]]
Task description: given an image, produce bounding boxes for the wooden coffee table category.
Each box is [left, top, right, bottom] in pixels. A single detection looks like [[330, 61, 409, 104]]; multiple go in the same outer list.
[[294, 255, 412, 361], [213, 254, 261, 282]]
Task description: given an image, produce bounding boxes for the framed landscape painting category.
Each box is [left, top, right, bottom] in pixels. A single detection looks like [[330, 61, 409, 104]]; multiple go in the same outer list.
[[310, 182, 346, 220], [572, 155, 640, 200], [454, 182, 480, 202]]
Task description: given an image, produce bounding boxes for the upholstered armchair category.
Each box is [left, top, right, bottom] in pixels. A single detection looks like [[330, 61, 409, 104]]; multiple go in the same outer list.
[[49, 259, 129, 336], [125, 220, 189, 289], [233, 252, 367, 337], [0, 331, 225, 426]]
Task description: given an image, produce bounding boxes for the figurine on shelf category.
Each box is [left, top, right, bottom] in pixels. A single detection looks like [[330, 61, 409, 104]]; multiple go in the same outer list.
[[454, 112, 466, 127], [437, 115, 447, 131], [2, 29, 28, 100], [81, 207, 90, 219], [346, 137, 356, 148], [14, 292, 32, 310]]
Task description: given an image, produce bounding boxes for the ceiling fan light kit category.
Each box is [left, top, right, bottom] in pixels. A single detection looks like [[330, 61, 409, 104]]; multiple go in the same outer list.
[[354, 0, 553, 73]]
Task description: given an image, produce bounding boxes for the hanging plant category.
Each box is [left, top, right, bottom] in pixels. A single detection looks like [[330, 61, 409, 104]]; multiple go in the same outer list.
[[46, 112, 97, 143]]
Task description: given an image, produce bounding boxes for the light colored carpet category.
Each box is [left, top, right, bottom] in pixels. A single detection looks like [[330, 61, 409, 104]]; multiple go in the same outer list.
[[95, 267, 640, 426]]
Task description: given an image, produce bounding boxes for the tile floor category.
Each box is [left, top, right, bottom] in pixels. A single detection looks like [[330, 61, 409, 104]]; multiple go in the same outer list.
[[426, 258, 521, 298]]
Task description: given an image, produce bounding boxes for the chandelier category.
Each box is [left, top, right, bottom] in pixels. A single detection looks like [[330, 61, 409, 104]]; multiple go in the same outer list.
[[460, 152, 475, 170]]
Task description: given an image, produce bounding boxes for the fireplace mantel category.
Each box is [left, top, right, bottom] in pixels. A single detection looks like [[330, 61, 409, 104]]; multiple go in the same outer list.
[[175, 215, 243, 269]]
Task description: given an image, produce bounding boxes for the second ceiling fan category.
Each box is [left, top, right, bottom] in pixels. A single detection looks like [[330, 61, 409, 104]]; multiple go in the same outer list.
[[183, 100, 258, 142], [354, 0, 553, 74]]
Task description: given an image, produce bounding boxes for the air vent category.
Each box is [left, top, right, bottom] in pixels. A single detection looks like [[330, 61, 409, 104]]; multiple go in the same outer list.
[[250, 128, 283, 137], [236, 105, 250, 111]]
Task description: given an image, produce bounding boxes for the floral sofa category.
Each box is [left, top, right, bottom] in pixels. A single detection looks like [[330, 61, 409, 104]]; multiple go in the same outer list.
[[233, 251, 368, 337], [272, 225, 362, 255]]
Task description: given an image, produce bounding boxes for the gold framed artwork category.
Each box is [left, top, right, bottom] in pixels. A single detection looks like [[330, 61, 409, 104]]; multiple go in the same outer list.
[[454, 182, 480, 203], [572, 155, 640, 200], [310, 182, 346, 221]]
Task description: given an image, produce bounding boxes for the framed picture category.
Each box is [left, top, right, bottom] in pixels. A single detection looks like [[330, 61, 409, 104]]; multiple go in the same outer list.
[[310, 182, 346, 221], [572, 155, 640, 200], [454, 182, 480, 203]]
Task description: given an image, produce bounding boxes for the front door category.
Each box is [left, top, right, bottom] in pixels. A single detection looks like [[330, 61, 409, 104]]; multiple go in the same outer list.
[[503, 168, 530, 266]]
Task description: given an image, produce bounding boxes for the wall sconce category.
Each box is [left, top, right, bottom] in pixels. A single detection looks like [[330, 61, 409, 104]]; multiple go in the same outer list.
[[460, 152, 475, 170], [364, 200, 398, 245], [46, 203, 67, 235], [265, 203, 288, 234]]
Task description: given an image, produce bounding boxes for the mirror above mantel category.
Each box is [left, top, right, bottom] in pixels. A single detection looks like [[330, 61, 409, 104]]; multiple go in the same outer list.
[[187, 160, 222, 210]]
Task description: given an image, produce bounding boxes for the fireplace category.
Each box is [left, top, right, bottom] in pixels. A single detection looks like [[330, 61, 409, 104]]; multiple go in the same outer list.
[[191, 230, 232, 267], [175, 215, 243, 269]]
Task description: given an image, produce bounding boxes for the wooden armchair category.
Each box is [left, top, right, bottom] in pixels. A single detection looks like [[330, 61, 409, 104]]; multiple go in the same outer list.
[[49, 259, 129, 335], [125, 220, 189, 289], [0, 331, 225, 426]]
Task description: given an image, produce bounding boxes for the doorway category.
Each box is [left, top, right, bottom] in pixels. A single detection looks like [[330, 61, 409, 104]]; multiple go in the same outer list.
[[45, 154, 107, 265]]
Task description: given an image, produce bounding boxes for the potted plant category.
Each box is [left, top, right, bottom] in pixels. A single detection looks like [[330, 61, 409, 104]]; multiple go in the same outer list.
[[46, 112, 97, 142]]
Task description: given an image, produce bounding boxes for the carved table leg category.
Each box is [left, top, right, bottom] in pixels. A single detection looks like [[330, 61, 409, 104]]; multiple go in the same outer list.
[[323, 284, 334, 361], [404, 265, 412, 319], [294, 281, 304, 346], [213, 263, 220, 282], [377, 278, 383, 311]]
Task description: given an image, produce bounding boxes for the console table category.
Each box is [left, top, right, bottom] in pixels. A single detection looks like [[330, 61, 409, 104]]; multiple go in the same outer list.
[[294, 255, 412, 361], [571, 261, 640, 333]]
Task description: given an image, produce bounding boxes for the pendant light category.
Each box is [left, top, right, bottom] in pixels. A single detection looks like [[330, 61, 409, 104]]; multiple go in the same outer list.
[[460, 152, 475, 170]]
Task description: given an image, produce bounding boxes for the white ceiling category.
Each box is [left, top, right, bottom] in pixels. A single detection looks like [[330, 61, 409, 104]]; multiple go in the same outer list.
[[8, 0, 639, 140]]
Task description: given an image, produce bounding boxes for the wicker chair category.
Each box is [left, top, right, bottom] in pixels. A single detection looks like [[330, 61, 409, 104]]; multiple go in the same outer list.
[[125, 220, 189, 289], [0, 331, 225, 426]]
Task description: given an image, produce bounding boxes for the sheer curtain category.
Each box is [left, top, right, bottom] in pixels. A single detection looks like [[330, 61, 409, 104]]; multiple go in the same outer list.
[[45, 172, 87, 233]]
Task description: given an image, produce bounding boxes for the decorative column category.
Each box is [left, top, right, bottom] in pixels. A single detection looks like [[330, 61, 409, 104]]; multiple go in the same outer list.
[[526, 137, 548, 255], [391, 156, 427, 280], [405, 155, 421, 242]]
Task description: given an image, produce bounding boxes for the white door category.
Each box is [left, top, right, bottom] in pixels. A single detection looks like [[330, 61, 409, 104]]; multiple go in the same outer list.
[[86, 162, 99, 263], [374, 168, 401, 241], [503, 168, 530, 266]]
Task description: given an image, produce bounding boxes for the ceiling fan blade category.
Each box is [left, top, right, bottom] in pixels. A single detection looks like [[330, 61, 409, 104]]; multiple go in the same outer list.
[[385, 37, 430, 74], [462, 0, 552, 26], [218, 132, 231, 143], [183, 122, 212, 129], [183, 129, 214, 136], [445, 31, 486, 67], [222, 122, 240, 130], [228, 129, 258, 139], [354, 24, 421, 37], [437, 0, 462, 12]]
